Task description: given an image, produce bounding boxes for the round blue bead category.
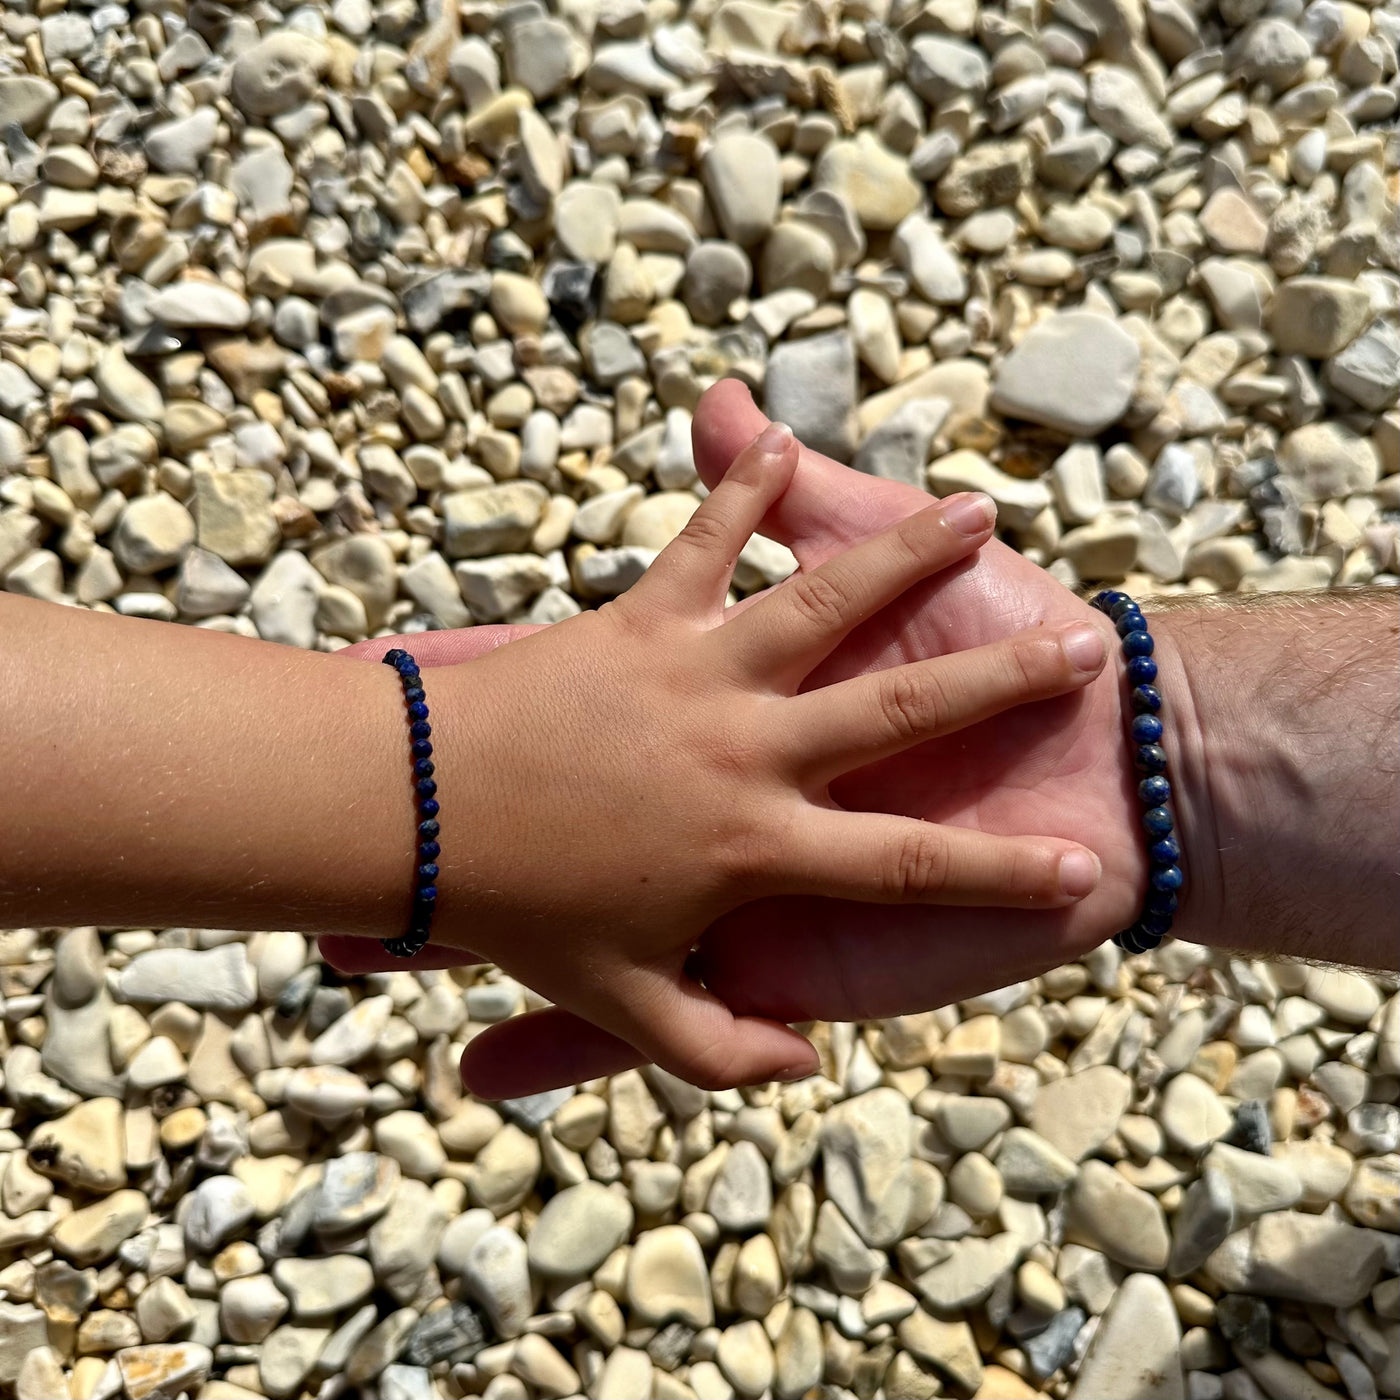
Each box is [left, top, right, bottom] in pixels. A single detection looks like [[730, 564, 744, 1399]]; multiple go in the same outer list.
[[417, 885, 437, 902], [1149, 835, 1180, 865], [417, 863, 439, 882], [1142, 805, 1173, 835], [411, 740, 433, 759], [410, 721, 432, 740], [404, 687, 425, 704], [1115, 611, 1146, 637], [1134, 744, 1168, 773], [383, 649, 406, 665], [419, 798, 440, 817], [1133, 924, 1165, 948], [419, 840, 440, 860], [416, 778, 437, 797], [1151, 864, 1184, 892], [407, 701, 429, 721], [1130, 714, 1163, 744], [414, 759, 434, 778], [1094, 590, 1128, 611], [1126, 656, 1158, 684], [1131, 684, 1162, 713], [1138, 776, 1171, 805], [1108, 597, 1138, 622], [1146, 889, 1179, 915], [1122, 630, 1154, 657], [397, 665, 420, 681], [418, 819, 440, 840]]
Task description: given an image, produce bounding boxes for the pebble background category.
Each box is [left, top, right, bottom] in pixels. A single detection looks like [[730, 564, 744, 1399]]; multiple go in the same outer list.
[[0, 0, 1397, 1397]]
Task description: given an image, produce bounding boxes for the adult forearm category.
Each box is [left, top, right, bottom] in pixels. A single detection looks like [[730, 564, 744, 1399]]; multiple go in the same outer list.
[[1153, 588, 1399, 970], [0, 595, 415, 940]]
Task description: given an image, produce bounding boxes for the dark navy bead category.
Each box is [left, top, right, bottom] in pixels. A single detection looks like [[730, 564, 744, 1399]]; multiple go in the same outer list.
[[1108, 597, 1139, 622], [1151, 864, 1183, 892], [383, 649, 406, 665], [1126, 656, 1158, 684], [1142, 805, 1173, 836], [1115, 610, 1146, 637], [1141, 911, 1174, 936], [417, 885, 437, 902], [409, 721, 432, 740], [419, 840, 440, 860], [1130, 714, 1163, 744], [1094, 590, 1128, 610], [414, 759, 434, 778], [418, 819, 440, 840], [1146, 889, 1179, 915], [407, 701, 429, 721], [417, 863, 439, 882], [1148, 835, 1180, 865], [1134, 743, 1168, 773], [1138, 775, 1171, 805], [1133, 925, 1164, 950], [416, 778, 437, 798], [404, 687, 425, 704], [1122, 630, 1154, 657], [1131, 684, 1162, 714], [419, 798, 440, 818], [411, 740, 433, 759]]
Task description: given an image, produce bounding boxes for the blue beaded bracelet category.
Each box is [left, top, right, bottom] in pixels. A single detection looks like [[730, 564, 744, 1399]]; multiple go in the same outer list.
[[381, 648, 438, 958], [1090, 591, 1183, 956]]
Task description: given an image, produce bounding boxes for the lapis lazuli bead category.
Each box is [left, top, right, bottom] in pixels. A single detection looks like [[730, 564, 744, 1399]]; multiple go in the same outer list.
[[409, 721, 431, 740], [1094, 590, 1128, 610], [418, 885, 437, 902], [417, 863, 439, 882], [414, 759, 434, 778], [412, 740, 433, 759], [1146, 889, 1179, 915], [404, 687, 425, 704], [1139, 775, 1171, 805], [419, 798, 440, 818], [1127, 656, 1158, 684], [1149, 835, 1180, 865], [1115, 611, 1146, 637], [1109, 597, 1138, 622], [407, 701, 429, 721], [1141, 911, 1174, 936], [1122, 630, 1154, 657], [1135, 743, 1168, 773], [419, 840, 440, 860], [416, 778, 437, 798], [383, 648, 405, 664], [1130, 714, 1163, 744], [418, 818, 440, 840], [1142, 805, 1174, 836], [1151, 864, 1183, 892], [1131, 684, 1162, 713]]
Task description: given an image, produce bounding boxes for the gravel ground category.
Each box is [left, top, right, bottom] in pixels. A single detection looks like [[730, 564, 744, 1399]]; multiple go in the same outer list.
[[0, 0, 1397, 1396]]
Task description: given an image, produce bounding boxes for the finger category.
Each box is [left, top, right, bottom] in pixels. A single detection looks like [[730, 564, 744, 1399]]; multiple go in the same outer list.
[[782, 622, 1107, 784], [318, 934, 488, 973], [460, 1008, 647, 1098], [775, 808, 1102, 907], [630, 422, 798, 618], [721, 492, 995, 685]]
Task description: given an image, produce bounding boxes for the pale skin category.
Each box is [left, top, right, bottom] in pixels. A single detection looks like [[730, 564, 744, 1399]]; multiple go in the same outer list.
[[324, 382, 1400, 1097], [0, 423, 1117, 1088]]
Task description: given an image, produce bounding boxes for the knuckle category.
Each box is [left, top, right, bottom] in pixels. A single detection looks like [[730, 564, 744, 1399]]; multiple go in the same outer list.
[[879, 669, 937, 743], [787, 569, 851, 632], [887, 828, 950, 900], [675, 507, 732, 555]]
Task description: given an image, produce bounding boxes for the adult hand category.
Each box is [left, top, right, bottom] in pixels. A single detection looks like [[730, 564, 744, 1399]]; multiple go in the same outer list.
[[327, 381, 1159, 1095]]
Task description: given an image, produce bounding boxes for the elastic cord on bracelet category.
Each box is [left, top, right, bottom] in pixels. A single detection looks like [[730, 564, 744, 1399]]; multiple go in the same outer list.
[[1090, 591, 1183, 955], [381, 648, 438, 958]]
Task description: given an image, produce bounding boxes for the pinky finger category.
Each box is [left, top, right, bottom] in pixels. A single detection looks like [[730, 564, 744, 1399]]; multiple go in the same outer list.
[[779, 809, 1103, 908]]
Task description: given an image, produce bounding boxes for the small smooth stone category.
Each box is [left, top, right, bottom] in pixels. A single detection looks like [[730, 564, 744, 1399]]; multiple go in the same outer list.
[[528, 1181, 633, 1279], [1030, 1065, 1133, 1162], [1065, 1162, 1171, 1270], [626, 1226, 714, 1328], [1068, 1274, 1184, 1399]]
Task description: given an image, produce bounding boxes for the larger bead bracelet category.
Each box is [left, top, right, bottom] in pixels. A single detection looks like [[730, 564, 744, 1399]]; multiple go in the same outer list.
[[381, 648, 439, 958], [1090, 591, 1183, 955]]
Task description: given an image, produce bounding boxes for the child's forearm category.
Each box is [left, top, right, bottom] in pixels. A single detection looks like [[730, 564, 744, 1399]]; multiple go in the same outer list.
[[1153, 588, 1399, 971], [0, 593, 417, 941]]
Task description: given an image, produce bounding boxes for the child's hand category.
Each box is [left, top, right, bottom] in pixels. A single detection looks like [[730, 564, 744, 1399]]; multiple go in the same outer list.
[[376, 423, 1107, 1088]]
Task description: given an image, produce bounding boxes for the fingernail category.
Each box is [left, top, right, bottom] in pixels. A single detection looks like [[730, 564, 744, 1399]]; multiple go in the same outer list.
[[1062, 624, 1105, 672], [757, 421, 794, 453], [1059, 849, 1102, 898], [942, 492, 995, 536]]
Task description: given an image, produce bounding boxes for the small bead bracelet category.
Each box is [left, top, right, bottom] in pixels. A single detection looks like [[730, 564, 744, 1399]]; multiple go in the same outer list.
[[1090, 591, 1183, 956], [381, 648, 439, 958]]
